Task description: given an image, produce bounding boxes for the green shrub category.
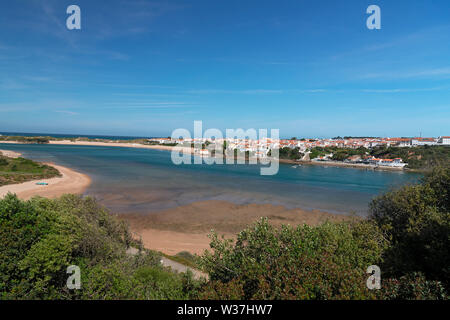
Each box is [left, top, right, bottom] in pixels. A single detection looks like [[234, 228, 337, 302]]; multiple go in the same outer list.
[[369, 167, 450, 290], [378, 272, 447, 300], [0, 194, 201, 300], [200, 218, 388, 299]]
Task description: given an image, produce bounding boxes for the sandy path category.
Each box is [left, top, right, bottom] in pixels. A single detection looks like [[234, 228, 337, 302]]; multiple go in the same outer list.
[[0, 163, 91, 200], [132, 229, 215, 256], [160, 256, 208, 280], [126, 246, 207, 279]]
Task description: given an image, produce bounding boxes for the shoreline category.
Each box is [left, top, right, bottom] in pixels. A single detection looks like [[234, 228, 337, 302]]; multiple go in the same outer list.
[[1, 144, 360, 256], [1, 140, 412, 172], [0, 139, 192, 152], [0, 149, 22, 158], [119, 200, 355, 255], [0, 142, 374, 256], [0, 162, 92, 200], [279, 158, 407, 171]]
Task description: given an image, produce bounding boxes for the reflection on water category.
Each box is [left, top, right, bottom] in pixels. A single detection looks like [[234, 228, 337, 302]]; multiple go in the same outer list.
[[0, 143, 421, 216]]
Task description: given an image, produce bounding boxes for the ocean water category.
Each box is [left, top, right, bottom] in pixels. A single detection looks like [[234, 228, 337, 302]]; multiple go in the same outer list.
[[0, 143, 421, 216]]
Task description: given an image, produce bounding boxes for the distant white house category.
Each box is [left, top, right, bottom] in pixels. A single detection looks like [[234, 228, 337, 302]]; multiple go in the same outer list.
[[254, 151, 268, 159], [194, 149, 209, 156], [438, 136, 450, 145], [368, 157, 407, 168], [411, 138, 437, 146]]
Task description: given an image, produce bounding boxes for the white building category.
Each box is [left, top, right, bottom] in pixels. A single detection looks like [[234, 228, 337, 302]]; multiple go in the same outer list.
[[438, 136, 450, 145], [194, 149, 209, 156], [411, 138, 437, 146], [368, 158, 407, 168]]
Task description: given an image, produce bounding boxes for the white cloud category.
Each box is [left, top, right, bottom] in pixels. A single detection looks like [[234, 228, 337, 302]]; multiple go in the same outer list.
[[361, 67, 450, 80], [361, 86, 446, 93], [55, 110, 79, 116]]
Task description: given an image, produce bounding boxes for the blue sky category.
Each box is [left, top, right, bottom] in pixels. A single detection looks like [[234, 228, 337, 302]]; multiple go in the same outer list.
[[0, 0, 449, 138]]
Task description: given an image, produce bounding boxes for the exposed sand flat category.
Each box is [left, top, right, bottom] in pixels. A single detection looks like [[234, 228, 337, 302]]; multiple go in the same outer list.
[[0, 149, 22, 158], [0, 163, 91, 200], [121, 200, 353, 255], [133, 229, 214, 256], [46, 140, 193, 153]]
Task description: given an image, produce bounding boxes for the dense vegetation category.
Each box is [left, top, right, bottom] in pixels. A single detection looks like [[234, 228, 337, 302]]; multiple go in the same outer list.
[[0, 194, 203, 299], [309, 146, 368, 161], [0, 167, 448, 300], [278, 147, 304, 160], [200, 167, 449, 300], [369, 166, 449, 291], [200, 219, 387, 299], [307, 145, 450, 171], [0, 136, 50, 144], [0, 156, 60, 186]]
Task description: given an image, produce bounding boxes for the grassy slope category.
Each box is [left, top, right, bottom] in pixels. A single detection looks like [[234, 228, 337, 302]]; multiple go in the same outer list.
[[0, 156, 61, 186]]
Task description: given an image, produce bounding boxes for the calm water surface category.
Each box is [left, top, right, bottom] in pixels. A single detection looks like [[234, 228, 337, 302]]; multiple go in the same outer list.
[[0, 143, 421, 216]]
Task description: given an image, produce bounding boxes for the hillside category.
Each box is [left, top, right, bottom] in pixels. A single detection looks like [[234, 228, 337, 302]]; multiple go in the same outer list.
[[370, 145, 450, 170]]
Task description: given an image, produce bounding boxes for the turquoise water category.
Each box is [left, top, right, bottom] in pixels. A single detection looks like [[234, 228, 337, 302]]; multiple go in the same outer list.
[[0, 143, 421, 216]]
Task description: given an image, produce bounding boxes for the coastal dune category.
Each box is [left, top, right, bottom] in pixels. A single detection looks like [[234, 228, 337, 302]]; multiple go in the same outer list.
[[47, 140, 192, 152], [0, 163, 91, 200]]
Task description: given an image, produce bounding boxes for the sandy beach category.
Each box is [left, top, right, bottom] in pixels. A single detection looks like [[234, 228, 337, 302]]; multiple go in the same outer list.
[[1, 139, 186, 151], [120, 200, 353, 255], [0, 149, 22, 158], [0, 163, 92, 200], [48, 140, 194, 153]]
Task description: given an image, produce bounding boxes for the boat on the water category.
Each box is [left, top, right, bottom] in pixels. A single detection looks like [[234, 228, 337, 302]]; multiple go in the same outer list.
[[36, 182, 48, 186]]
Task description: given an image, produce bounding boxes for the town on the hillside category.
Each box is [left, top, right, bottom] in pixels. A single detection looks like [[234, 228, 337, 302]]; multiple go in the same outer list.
[[148, 136, 450, 169]]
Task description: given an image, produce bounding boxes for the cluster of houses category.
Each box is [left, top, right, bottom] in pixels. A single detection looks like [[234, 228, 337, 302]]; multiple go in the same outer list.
[[387, 136, 450, 147], [151, 135, 450, 149], [147, 135, 449, 166], [367, 158, 407, 168], [313, 153, 407, 168]]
